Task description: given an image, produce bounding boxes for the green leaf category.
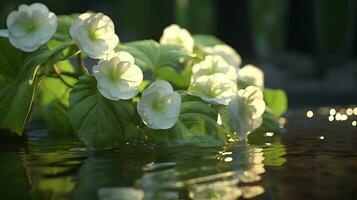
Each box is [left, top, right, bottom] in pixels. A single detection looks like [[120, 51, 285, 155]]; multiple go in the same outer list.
[[146, 93, 232, 146], [116, 40, 190, 71], [0, 79, 37, 135], [0, 74, 5, 85], [39, 60, 77, 107], [0, 37, 76, 135], [193, 35, 224, 47], [155, 66, 191, 88], [33, 48, 77, 135], [68, 75, 140, 148], [55, 14, 80, 40], [263, 88, 288, 117], [43, 100, 72, 135], [255, 109, 281, 133], [0, 38, 54, 135], [46, 40, 78, 64], [192, 35, 225, 60], [0, 44, 22, 78]]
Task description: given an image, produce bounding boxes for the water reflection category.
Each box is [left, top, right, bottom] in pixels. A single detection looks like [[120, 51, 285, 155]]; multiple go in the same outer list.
[[92, 143, 275, 200], [22, 135, 85, 199], [0, 152, 31, 199], [0, 128, 290, 200], [2, 107, 357, 199], [0, 130, 291, 200]]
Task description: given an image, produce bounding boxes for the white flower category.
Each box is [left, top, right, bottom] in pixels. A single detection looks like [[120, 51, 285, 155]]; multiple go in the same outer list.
[[70, 13, 119, 59], [159, 24, 194, 52], [191, 55, 238, 82], [93, 51, 143, 100], [228, 86, 266, 140], [101, 50, 134, 61], [204, 44, 242, 68], [137, 80, 181, 130], [239, 65, 264, 88], [188, 74, 237, 105], [5, 3, 57, 52]]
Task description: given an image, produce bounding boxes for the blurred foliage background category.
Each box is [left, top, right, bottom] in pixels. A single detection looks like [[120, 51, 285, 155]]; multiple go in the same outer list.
[[0, 0, 356, 107]]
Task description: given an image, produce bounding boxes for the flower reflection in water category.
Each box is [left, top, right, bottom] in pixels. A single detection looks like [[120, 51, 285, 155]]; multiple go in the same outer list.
[[11, 129, 288, 200], [11, 128, 289, 200], [5, 106, 357, 200], [96, 144, 271, 200]]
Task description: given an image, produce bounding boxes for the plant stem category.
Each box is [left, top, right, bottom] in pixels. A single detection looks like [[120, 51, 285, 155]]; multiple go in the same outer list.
[[52, 65, 74, 88], [54, 75, 74, 88], [52, 74, 73, 88], [77, 53, 89, 75], [60, 71, 81, 79], [53, 64, 80, 78]]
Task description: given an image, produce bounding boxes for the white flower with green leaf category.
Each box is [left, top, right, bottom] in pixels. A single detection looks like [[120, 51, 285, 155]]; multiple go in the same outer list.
[[239, 65, 264, 88], [0, 3, 288, 148], [188, 74, 237, 105], [159, 24, 194, 52], [204, 44, 242, 68], [137, 80, 181, 130], [4, 3, 57, 52], [93, 51, 143, 100], [191, 55, 238, 82], [228, 86, 266, 140], [70, 13, 119, 59]]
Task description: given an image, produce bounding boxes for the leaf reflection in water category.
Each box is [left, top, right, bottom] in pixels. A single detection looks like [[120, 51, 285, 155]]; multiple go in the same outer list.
[[95, 143, 272, 200], [17, 130, 286, 200]]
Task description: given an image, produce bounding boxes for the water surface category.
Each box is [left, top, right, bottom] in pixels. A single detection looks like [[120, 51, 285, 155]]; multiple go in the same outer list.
[[0, 107, 356, 200]]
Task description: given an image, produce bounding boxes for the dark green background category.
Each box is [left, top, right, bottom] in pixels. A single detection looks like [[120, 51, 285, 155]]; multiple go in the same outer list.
[[1, 0, 356, 107]]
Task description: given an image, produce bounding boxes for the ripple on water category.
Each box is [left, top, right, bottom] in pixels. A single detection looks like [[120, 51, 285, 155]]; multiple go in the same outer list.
[[1, 107, 357, 199]]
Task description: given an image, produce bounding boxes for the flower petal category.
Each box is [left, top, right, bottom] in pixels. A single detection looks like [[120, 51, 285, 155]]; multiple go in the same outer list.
[[159, 24, 194, 52], [137, 80, 181, 130], [93, 52, 143, 100], [6, 3, 57, 52], [70, 12, 119, 58]]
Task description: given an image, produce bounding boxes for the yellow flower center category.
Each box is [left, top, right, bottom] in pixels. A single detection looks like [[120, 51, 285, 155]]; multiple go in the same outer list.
[[89, 29, 101, 40], [152, 96, 170, 111]]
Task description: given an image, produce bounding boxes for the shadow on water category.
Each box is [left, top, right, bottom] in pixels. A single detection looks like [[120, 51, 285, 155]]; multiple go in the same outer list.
[[0, 107, 357, 200]]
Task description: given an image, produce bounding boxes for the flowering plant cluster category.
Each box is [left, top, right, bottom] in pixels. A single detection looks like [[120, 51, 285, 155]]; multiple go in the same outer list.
[[0, 3, 287, 148]]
